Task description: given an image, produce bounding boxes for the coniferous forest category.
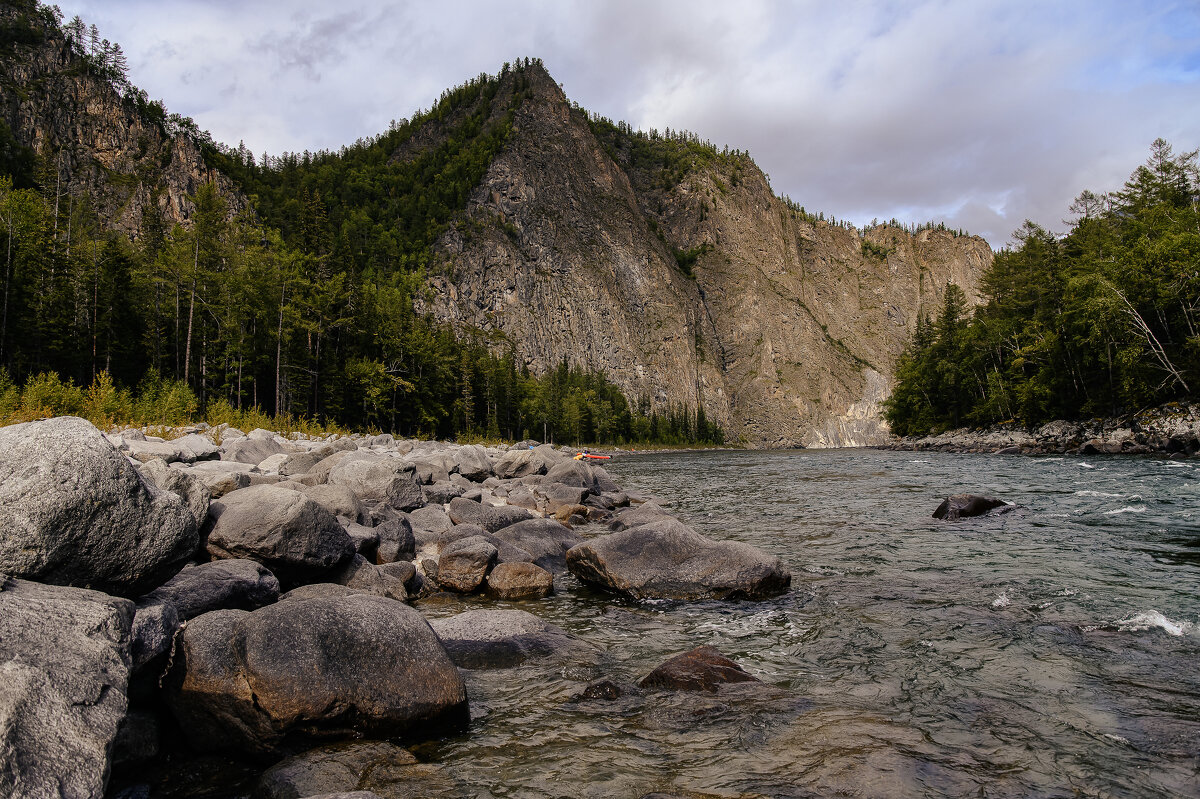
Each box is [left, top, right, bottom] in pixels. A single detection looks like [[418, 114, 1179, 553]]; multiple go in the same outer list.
[[0, 2, 723, 444], [885, 139, 1199, 435]]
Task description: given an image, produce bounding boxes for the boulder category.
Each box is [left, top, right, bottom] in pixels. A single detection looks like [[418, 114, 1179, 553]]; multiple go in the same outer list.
[[139, 458, 212, 527], [130, 596, 181, 671], [429, 609, 596, 669], [374, 516, 415, 564], [932, 494, 1010, 520], [409, 506, 453, 536], [436, 536, 497, 593], [639, 645, 759, 692], [220, 434, 289, 466], [488, 518, 579, 573], [166, 594, 468, 755], [423, 480, 465, 505], [446, 496, 534, 533], [566, 517, 791, 600], [329, 554, 408, 601], [304, 484, 369, 525], [278, 445, 336, 477], [140, 559, 280, 621], [608, 501, 670, 531], [438, 524, 535, 565], [544, 460, 620, 493], [327, 456, 424, 512], [485, 562, 553, 600], [450, 444, 492, 481], [0, 416, 198, 597], [0, 576, 134, 799], [182, 460, 255, 498], [125, 438, 198, 464], [491, 448, 549, 480], [204, 485, 353, 584], [537, 482, 587, 514], [254, 740, 425, 799]]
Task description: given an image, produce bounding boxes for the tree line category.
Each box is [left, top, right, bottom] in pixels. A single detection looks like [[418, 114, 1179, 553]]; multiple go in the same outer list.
[[885, 139, 1199, 435], [0, 7, 723, 444]]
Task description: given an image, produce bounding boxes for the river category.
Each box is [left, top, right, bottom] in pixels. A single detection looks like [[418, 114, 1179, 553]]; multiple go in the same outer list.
[[417, 449, 1199, 798]]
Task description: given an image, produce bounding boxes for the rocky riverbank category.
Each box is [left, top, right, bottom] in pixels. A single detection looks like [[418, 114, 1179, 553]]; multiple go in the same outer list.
[[880, 402, 1200, 457], [0, 417, 791, 799]]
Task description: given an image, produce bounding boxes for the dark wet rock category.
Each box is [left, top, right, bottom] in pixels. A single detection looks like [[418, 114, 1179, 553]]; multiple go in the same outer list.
[[205, 485, 354, 584], [608, 500, 670, 531], [0, 416, 198, 597], [639, 645, 759, 692], [489, 518, 580, 573], [485, 561, 554, 600], [112, 710, 159, 765], [141, 559, 280, 621], [446, 496, 534, 533], [567, 517, 791, 600], [932, 494, 1010, 520], [166, 594, 468, 756], [429, 609, 597, 669], [436, 536, 497, 593], [420, 558, 439, 585], [329, 554, 408, 601], [130, 595, 180, 671], [570, 679, 637, 702], [254, 740, 418, 799], [345, 522, 380, 558], [373, 516, 415, 564], [0, 576, 134, 799], [327, 455, 424, 512], [140, 458, 212, 527], [304, 484, 369, 526]]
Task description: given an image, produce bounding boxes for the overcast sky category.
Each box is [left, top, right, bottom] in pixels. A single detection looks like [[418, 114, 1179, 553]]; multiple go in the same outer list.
[[57, 0, 1200, 248]]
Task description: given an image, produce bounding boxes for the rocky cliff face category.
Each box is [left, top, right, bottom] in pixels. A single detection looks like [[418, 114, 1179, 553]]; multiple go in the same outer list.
[[426, 64, 990, 447], [0, 5, 243, 233]]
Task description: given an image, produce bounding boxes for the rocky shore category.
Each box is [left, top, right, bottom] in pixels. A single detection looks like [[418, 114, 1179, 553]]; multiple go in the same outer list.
[[880, 402, 1200, 457], [0, 417, 791, 799]]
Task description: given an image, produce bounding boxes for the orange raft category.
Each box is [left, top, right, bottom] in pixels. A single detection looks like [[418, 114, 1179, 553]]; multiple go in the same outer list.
[[573, 452, 612, 460]]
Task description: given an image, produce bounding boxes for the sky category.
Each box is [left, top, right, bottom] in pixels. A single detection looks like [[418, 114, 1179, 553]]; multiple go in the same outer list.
[[56, 0, 1200, 249]]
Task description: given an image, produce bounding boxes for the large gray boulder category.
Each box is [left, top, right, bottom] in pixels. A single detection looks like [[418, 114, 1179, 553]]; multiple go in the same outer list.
[[303, 484, 369, 525], [543, 460, 620, 494], [166, 594, 468, 755], [328, 554, 407, 601], [140, 559, 280, 621], [139, 458, 212, 527], [204, 485, 353, 584], [450, 444, 492, 482], [608, 501, 670, 531], [0, 576, 134, 799], [446, 496, 534, 533], [220, 434, 290, 466], [436, 536, 497, 593], [0, 416, 198, 596], [566, 517, 791, 600], [489, 518, 580, 573], [327, 455, 424, 511], [429, 609, 597, 669], [491, 448, 550, 480], [373, 516, 415, 564]]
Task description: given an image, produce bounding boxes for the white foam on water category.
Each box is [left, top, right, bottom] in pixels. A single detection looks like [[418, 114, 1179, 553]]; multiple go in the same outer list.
[[1104, 505, 1147, 515], [1080, 463, 1096, 469], [1057, 588, 1078, 597], [1114, 610, 1196, 637], [1103, 733, 1131, 745], [1074, 490, 1123, 498], [991, 591, 1012, 609]]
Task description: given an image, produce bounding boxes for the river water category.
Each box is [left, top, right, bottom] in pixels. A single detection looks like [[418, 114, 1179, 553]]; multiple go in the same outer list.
[[418, 450, 1200, 798]]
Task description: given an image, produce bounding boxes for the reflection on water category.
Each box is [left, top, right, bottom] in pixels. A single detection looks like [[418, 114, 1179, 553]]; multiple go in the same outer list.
[[417, 450, 1200, 798]]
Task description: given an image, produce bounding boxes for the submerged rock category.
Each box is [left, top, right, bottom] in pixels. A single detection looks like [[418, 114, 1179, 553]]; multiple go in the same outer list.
[[639, 645, 759, 692], [429, 609, 597, 669], [932, 494, 1010, 520], [566, 517, 791, 600]]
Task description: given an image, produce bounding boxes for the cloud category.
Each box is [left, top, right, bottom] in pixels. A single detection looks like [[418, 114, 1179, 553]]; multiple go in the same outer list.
[[57, 0, 1200, 247]]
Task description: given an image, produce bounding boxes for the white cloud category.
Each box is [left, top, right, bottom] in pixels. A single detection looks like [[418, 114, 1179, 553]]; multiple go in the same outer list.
[[57, 0, 1200, 246]]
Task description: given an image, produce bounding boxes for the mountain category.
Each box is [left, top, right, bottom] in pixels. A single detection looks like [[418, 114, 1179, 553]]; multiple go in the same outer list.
[[422, 64, 989, 446], [0, 3, 991, 446]]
